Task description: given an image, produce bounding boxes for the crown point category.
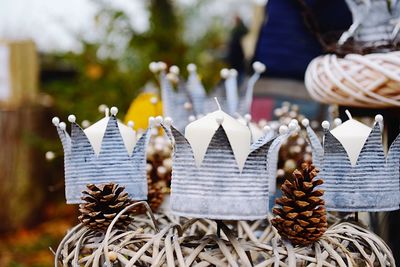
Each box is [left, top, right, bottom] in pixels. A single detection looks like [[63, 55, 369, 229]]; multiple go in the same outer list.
[[334, 118, 342, 127], [155, 116, 163, 125], [229, 69, 238, 77], [183, 102, 192, 110], [375, 114, 383, 123], [279, 125, 289, 134], [158, 61, 167, 70], [59, 122, 66, 131], [148, 117, 155, 127], [187, 63, 196, 72], [68, 115, 76, 123], [169, 65, 179, 75], [164, 117, 173, 126], [215, 115, 224, 125], [220, 68, 230, 79], [127, 121, 134, 128], [301, 118, 309, 127], [252, 61, 266, 73], [52, 117, 60, 126], [244, 114, 252, 122], [322, 120, 330, 130], [188, 115, 196, 122], [166, 72, 178, 83], [262, 125, 271, 134], [149, 62, 159, 73], [110, 107, 118, 116]]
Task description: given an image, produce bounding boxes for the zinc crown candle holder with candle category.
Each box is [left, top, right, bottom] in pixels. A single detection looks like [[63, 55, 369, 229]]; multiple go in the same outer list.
[[161, 99, 296, 220], [302, 111, 400, 212], [150, 61, 266, 131], [52, 107, 152, 204]]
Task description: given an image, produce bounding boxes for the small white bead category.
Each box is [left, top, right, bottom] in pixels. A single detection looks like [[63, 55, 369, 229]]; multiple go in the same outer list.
[[262, 125, 271, 134], [150, 97, 158, 104], [169, 65, 179, 75], [244, 114, 252, 122], [110, 107, 118, 116], [187, 63, 197, 72], [149, 62, 159, 73], [215, 115, 224, 125], [229, 69, 238, 77], [127, 121, 134, 128], [279, 125, 289, 134], [81, 120, 91, 128], [322, 120, 330, 130], [334, 118, 342, 127], [52, 117, 60, 126], [59, 122, 66, 131], [301, 118, 309, 127], [220, 68, 230, 79], [98, 104, 107, 113], [252, 61, 266, 73], [164, 117, 173, 126], [288, 121, 297, 131], [148, 117, 155, 127], [45, 151, 55, 161], [68, 115, 76, 123], [375, 114, 383, 123], [290, 119, 298, 126], [158, 61, 167, 70], [155, 116, 163, 124], [183, 102, 192, 110], [188, 115, 196, 122]]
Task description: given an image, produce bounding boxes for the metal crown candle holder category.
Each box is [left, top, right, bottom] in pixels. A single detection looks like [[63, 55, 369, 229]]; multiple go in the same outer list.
[[52, 107, 151, 204], [162, 117, 295, 220], [302, 115, 400, 212], [150, 61, 266, 131]]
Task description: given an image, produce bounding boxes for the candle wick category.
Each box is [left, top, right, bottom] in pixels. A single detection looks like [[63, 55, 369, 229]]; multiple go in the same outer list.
[[105, 108, 110, 118], [214, 97, 222, 110], [345, 109, 352, 120]]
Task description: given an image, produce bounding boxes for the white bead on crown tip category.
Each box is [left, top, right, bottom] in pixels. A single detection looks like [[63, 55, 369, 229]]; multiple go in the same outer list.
[[148, 117, 155, 127], [220, 68, 230, 79], [164, 117, 173, 127], [188, 115, 196, 122], [262, 125, 271, 134], [127, 121, 134, 128], [110, 107, 118, 116], [244, 114, 251, 123], [59, 122, 66, 131], [288, 121, 298, 131], [229, 69, 238, 77], [149, 62, 159, 73], [301, 118, 310, 127], [252, 61, 266, 73], [68, 115, 76, 123], [155, 116, 163, 125], [52, 117, 60, 126], [334, 118, 342, 127], [158, 61, 167, 71], [169, 65, 179, 75], [279, 125, 289, 134], [215, 115, 224, 125], [375, 114, 383, 123], [322, 120, 330, 130], [187, 63, 196, 72]]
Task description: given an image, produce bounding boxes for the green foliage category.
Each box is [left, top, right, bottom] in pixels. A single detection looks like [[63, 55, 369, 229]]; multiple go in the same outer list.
[[42, 0, 226, 123]]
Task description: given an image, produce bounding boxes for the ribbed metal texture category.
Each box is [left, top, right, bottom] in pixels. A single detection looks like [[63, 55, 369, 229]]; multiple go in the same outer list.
[[305, 125, 324, 168], [307, 123, 400, 211], [168, 125, 279, 220], [55, 116, 150, 204], [160, 72, 193, 131]]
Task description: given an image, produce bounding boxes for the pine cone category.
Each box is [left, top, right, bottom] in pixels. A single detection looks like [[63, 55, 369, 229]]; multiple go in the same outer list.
[[78, 183, 133, 231], [272, 162, 327, 246]]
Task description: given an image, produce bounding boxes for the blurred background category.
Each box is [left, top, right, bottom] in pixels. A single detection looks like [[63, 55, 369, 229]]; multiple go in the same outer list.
[[1, 0, 398, 266]]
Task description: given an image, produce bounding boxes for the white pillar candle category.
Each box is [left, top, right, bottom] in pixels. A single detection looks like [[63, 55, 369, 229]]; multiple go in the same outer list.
[[185, 99, 251, 172], [84, 107, 137, 155], [327, 110, 371, 166]]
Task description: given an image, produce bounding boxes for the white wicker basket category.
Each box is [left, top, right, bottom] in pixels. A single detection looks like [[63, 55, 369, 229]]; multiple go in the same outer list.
[[305, 51, 400, 108]]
